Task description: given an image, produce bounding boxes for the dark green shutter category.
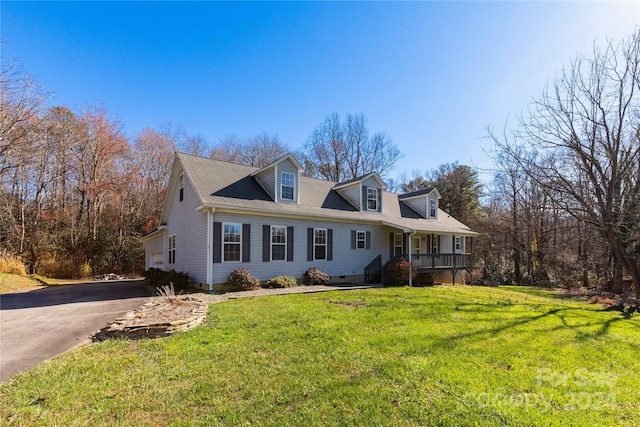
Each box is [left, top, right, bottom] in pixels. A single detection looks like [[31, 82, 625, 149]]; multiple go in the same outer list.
[[307, 228, 313, 261], [287, 226, 294, 261], [213, 222, 222, 263], [362, 185, 367, 211], [327, 229, 333, 261], [263, 225, 270, 262], [351, 230, 356, 250], [242, 224, 250, 262]]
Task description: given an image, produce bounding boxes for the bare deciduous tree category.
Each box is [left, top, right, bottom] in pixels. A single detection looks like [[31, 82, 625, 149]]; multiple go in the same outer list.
[[304, 113, 401, 182], [490, 32, 640, 299], [209, 132, 289, 168]]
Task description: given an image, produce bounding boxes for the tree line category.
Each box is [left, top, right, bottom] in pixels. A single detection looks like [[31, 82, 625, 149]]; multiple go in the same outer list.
[[1, 31, 638, 299]]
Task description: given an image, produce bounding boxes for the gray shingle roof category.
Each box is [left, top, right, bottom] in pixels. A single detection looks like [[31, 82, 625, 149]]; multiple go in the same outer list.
[[177, 152, 477, 236]]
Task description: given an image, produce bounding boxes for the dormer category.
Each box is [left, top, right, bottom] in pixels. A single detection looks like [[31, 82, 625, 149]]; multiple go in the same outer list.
[[251, 154, 303, 204], [333, 172, 385, 213], [398, 187, 441, 219]]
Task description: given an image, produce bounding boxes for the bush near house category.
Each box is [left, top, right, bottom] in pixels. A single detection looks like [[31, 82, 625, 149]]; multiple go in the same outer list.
[[303, 267, 330, 285], [226, 268, 260, 291], [263, 275, 298, 288], [143, 268, 190, 292], [383, 258, 417, 286]]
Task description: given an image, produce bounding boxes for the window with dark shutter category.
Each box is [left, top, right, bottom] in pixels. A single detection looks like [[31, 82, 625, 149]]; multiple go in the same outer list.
[[286, 226, 294, 261], [271, 225, 286, 261]]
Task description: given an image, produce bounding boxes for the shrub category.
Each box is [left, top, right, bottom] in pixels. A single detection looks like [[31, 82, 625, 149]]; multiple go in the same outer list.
[[0, 252, 26, 275], [143, 268, 167, 284], [143, 268, 191, 292], [263, 275, 298, 288], [383, 258, 417, 286], [226, 268, 260, 291], [303, 267, 330, 286]]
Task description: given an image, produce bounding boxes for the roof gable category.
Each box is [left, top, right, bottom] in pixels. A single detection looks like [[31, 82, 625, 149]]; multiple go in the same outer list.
[[333, 172, 386, 190], [160, 153, 477, 236], [250, 153, 302, 177]]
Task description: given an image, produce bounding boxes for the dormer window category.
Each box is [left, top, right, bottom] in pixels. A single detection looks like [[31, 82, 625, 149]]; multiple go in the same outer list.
[[367, 188, 378, 211], [430, 199, 437, 217], [281, 172, 295, 200]]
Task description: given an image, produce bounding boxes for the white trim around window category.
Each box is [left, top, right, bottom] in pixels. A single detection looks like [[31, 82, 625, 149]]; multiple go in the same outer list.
[[271, 225, 287, 261], [168, 234, 176, 264], [281, 172, 295, 200], [223, 223, 242, 262], [356, 230, 366, 249], [314, 228, 327, 260], [367, 187, 378, 211], [393, 233, 403, 256]]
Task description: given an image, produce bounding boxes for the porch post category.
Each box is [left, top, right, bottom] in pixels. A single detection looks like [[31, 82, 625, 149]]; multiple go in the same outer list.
[[408, 232, 413, 287], [452, 235, 456, 286]]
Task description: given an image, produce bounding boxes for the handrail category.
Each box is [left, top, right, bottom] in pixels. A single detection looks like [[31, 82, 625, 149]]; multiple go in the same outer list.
[[397, 253, 473, 269], [364, 254, 382, 283]]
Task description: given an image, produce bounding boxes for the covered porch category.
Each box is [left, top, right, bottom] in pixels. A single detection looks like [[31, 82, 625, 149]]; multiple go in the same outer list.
[[365, 230, 475, 285]]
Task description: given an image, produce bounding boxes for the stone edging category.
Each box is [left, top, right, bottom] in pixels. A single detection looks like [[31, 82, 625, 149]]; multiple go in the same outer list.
[[94, 296, 209, 340]]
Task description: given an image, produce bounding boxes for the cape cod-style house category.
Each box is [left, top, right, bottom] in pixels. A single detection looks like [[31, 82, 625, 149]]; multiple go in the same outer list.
[[143, 152, 478, 292]]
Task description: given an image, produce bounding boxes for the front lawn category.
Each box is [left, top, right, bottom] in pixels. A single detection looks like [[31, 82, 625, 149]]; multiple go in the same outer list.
[[0, 273, 44, 294], [1, 286, 638, 426]]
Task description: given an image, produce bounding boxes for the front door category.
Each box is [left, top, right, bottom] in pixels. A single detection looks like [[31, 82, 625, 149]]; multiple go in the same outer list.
[[412, 236, 421, 255], [426, 234, 439, 254]]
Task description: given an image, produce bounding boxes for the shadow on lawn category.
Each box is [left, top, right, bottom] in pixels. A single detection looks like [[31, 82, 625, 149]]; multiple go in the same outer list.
[[433, 301, 638, 348]]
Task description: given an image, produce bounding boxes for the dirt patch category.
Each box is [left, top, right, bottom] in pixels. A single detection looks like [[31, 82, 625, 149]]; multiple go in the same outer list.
[[323, 299, 370, 309], [94, 296, 208, 340]]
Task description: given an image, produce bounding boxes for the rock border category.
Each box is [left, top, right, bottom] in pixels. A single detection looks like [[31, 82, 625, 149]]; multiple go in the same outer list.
[[94, 296, 209, 340]]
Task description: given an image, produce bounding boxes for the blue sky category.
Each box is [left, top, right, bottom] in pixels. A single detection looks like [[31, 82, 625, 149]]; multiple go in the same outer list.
[[2, 1, 639, 182]]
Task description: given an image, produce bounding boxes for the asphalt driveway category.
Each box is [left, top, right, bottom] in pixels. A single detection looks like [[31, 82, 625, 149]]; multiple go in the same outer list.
[[0, 280, 152, 382]]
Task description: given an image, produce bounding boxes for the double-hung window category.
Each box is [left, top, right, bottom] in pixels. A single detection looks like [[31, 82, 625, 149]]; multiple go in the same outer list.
[[455, 236, 462, 251], [168, 235, 176, 264], [430, 199, 437, 217], [356, 231, 366, 249], [271, 226, 286, 261], [281, 172, 294, 200], [223, 223, 242, 262], [367, 187, 378, 211], [178, 173, 184, 202], [393, 233, 403, 256], [314, 228, 327, 260]]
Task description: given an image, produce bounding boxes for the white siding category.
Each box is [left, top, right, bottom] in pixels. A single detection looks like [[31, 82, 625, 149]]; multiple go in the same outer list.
[[164, 172, 208, 283], [362, 176, 380, 190], [210, 212, 395, 284], [144, 232, 165, 270], [404, 198, 427, 218], [440, 235, 454, 253], [276, 160, 299, 203], [337, 184, 361, 210], [254, 168, 275, 200]]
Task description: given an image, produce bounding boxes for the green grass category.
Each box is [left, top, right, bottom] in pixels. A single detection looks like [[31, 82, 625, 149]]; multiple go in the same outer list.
[[1, 286, 639, 426], [0, 274, 125, 294], [0, 273, 45, 294]]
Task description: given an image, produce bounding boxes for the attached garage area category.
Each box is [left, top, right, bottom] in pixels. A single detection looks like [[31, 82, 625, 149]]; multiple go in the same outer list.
[[142, 228, 166, 270], [151, 252, 164, 268]]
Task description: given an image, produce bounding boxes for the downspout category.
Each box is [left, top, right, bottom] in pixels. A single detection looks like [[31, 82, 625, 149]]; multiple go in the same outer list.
[[408, 230, 417, 287], [207, 208, 215, 294]]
